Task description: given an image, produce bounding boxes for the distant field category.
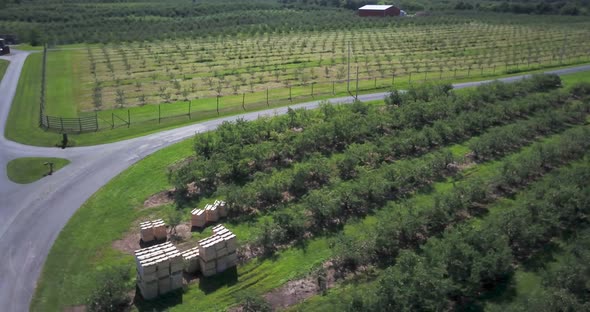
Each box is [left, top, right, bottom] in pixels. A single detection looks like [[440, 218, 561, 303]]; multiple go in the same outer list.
[[44, 14, 590, 124]]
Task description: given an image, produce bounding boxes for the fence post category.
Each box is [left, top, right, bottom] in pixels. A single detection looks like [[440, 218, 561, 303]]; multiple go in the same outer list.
[[128, 109, 130, 128], [311, 82, 314, 97], [60, 117, 64, 132], [79, 117, 82, 133], [242, 93, 245, 110], [266, 89, 269, 107], [188, 100, 191, 119], [158, 105, 161, 124], [95, 113, 99, 131], [112, 113, 114, 129], [374, 77, 377, 88], [46, 115, 49, 129], [216, 96, 220, 115], [332, 81, 335, 95]]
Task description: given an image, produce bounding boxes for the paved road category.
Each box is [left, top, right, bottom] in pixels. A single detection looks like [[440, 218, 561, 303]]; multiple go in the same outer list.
[[0, 49, 589, 311]]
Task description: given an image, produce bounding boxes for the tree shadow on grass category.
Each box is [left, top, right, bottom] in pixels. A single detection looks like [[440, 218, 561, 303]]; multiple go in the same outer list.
[[521, 240, 562, 272], [456, 273, 518, 312], [198, 266, 239, 294]]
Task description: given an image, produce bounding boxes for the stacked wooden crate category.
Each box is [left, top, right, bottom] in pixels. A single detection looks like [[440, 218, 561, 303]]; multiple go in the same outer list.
[[152, 219, 167, 240], [199, 224, 238, 276], [204, 203, 219, 223], [140, 221, 155, 242], [135, 242, 183, 300], [139, 219, 168, 243], [181, 246, 200, 274], [179, 224, 238, 277], [190, 200, 227, 228], [190, 208, 206, 228], [214, 200, 228, 218]]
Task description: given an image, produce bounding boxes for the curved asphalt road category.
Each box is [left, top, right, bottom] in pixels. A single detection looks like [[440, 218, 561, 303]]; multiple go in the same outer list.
[[0, 49, 589, 311]]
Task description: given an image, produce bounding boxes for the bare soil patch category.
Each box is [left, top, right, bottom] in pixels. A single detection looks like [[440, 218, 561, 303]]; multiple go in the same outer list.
[[143, 189, 174, 209], [261, 262, 336, 310], [112, 231, 141, 255], [264, 277, 318, 310], [169, 222, 192, 242]]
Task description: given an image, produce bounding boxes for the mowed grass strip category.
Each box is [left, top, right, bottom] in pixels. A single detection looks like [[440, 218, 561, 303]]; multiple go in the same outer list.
[[3, 53, 58, 146], [0, 59, 8, 82], [6, 157, 70, 184], [44, 50, 80, 117]]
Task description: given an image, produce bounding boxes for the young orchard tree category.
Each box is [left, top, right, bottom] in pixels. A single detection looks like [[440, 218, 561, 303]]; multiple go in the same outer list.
[[215, 82, 223, 97], [92, 87, 103, 110], [231, 83, 240, 95], [115, 89, 125, 108], [167, 209, 183, 236], [138, 94, 147, 106], [173, 80, 182, 93]]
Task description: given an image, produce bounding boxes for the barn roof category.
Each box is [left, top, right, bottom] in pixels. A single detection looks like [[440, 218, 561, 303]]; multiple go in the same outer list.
[[359, 5, 394, 10]]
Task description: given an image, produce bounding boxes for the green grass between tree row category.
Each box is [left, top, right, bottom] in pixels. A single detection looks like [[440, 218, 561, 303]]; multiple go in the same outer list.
[[6, 157, 70, 184]]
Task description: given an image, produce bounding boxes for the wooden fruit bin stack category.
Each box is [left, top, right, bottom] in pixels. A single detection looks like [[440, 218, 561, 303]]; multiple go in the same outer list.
[[181, 224, 237, 277], [135, 242, 183, 300]]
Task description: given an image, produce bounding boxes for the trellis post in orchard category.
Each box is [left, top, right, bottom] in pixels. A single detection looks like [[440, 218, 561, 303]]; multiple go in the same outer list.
[[188, 100, 191, 119], [216, 96, 220, 115], [242, 93, 246, 110], [111, 113, 114, 129], [355, 66, 359, 100], [266, 89, 269, 107], [158, 105, 161, 124]]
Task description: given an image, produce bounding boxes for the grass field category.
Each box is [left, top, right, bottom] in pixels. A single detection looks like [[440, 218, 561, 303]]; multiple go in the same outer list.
[[6, 157, 70, 184], [0, 59, 8, 82], [31, 74, 590, 311]]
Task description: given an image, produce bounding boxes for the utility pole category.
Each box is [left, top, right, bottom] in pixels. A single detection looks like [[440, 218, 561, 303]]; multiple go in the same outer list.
[[355, 65, 359, 100], [347, 41, 351, 93]]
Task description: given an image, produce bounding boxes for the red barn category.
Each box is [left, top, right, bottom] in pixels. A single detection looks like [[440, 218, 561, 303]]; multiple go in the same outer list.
[[358, 5, 401, 17]]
